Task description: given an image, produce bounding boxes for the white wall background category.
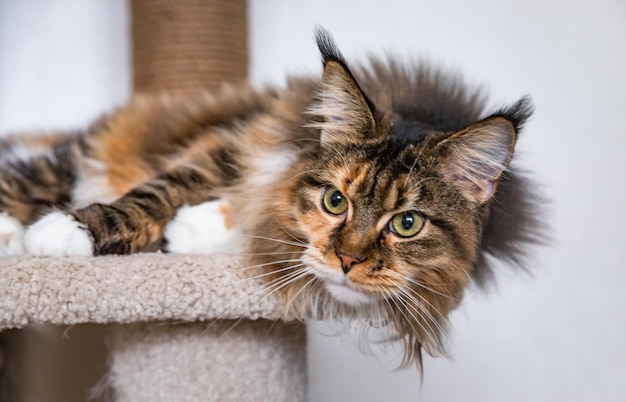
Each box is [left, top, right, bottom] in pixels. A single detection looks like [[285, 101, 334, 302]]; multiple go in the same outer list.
[[1, 0, 625, 401]]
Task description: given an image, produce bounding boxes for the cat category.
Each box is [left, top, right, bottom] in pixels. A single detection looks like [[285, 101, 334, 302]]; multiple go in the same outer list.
[[0, 28, 543, 367]]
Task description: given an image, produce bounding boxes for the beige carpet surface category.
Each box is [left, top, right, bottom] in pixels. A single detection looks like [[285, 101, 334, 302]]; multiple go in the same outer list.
[[0, 253, 294, 330]]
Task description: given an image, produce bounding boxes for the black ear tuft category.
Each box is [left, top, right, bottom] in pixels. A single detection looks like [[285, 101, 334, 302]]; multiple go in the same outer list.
[[490, 96, 534, 134], [313, 26, 377, 117], [315, 26, 346, 66]]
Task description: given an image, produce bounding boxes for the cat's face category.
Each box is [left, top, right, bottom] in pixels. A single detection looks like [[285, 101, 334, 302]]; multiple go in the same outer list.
[[296, 139, 476, 310], [284, 53, 520, 357]]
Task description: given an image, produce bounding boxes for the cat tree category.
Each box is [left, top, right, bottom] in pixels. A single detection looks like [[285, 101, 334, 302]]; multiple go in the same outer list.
[[0, 1, 308, 401]]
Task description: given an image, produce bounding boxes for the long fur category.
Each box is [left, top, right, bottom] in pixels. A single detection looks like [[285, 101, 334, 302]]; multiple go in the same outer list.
[[0, 28, 546, 370]]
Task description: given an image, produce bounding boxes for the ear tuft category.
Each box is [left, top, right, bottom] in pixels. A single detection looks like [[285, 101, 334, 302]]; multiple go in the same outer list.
[[315, 26, 345, 66], [490, 96, 534, 135], [310, 28, 376, 147]]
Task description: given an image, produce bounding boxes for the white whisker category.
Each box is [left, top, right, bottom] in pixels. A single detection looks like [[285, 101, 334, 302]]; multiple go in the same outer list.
[[224, 250, 298, 257], [243, 263, 306, 281], [262, 266, 314, 293], [394, 290, 443, 350], [397, 287, 446, 339], [242, 234, 308, 248], [232, 258, 303, 272], [377, 274, 448, 333], [279, 274, 319, 317], [206, 266, 311, 338], [389, 271, 456, 300], [385, 289, 433, 344], [375, 275, 443, 347]]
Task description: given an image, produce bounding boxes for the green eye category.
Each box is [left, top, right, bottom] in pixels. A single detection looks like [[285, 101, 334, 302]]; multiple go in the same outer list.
[[322, 186, 348, 215], [389, 211, 425, 238]]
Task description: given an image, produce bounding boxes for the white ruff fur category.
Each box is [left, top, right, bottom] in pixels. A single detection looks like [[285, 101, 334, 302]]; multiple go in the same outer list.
[[324, 279, 378, 307], [0, 213, 25, 255], [71, 158, 118, 208], [24, 211, 93, 256], [163, 200, 242, 255], [248, 147, 298, 188]]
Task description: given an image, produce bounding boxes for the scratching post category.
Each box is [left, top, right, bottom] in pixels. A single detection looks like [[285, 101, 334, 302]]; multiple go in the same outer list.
[[131, 0, 248, 93], [0, 1, 308, 401], [110, 321, 306, 401]]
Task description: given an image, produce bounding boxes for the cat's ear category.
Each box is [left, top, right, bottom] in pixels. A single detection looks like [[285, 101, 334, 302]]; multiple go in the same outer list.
[[313, 28, 376, 147], [437, 97, 532, 204]]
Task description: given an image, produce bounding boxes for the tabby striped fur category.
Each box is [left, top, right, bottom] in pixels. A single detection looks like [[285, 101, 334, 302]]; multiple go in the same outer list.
[[0, 29, 543, 368]]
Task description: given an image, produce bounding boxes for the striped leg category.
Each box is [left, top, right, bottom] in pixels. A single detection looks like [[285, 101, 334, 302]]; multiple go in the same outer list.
[[24, 160, 239, 256]]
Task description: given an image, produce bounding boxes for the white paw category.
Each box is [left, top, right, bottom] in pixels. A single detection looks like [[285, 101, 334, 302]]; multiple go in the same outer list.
[[0, 212, 25, 255], [24, 211, 94, 256], [163, 200, 242, 254]]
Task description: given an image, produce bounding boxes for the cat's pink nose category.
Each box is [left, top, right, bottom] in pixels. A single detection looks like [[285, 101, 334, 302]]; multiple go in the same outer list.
[[337, 252, 366, 274]]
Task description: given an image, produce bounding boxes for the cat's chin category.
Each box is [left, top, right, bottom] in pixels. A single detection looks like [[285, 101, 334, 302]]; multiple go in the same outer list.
[[301, 251, 378, 307], [324, 278, 377, 307]]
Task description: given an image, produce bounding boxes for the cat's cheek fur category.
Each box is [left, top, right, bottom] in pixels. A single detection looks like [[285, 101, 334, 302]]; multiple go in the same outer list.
[[24, 211, 94, 256], [0, 212, 26, 255], [163, 200, 242, 254]]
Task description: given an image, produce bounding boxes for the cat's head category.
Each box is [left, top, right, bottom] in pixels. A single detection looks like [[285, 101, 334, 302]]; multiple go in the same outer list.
[[273, 29, 536, 365]]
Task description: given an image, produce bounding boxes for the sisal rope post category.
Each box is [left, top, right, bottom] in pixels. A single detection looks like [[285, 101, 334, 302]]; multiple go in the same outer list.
[[131, 0, 248, 94]]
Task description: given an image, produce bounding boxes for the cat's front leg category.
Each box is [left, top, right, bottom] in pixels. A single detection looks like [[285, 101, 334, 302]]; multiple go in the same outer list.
[[23, 165, 220, 256], [23, 201, 181, 257], [23, 203, 159, 256]]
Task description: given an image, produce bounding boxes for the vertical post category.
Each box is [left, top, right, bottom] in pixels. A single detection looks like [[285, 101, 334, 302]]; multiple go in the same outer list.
[[131, 0, 248, 94], [108, 321, 308, 401]]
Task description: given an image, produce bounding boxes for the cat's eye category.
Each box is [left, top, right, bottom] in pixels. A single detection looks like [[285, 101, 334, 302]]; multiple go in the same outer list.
[[322, 186, 348, 215], [389, 211, 425, 238]]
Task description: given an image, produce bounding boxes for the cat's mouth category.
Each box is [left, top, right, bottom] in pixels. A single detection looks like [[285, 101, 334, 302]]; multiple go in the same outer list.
[[302, 250, 378, 307]]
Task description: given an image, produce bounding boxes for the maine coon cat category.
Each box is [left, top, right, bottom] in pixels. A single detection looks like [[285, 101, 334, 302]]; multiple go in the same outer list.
[[0, 29, 542, 367]]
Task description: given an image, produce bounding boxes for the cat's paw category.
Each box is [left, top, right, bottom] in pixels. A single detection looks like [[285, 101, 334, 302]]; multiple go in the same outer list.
[[24, 211, 94, 256], [163, 200, 241, 254], [0, 212, 25, 255]]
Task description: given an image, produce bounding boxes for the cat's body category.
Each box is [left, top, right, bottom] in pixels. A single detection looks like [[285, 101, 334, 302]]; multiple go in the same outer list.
[[0, 30, 541, 366]]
